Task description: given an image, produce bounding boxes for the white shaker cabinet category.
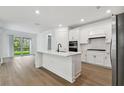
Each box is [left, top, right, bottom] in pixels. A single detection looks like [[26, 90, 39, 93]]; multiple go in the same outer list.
[[87, 50, 106, 67], [86, 50, 111, 68], [87, 51, 95, 64], [95, 51, 106, 66], [79, 28, 89, 44], [69, 28, 79, 41], [69, 28, 81, 52]]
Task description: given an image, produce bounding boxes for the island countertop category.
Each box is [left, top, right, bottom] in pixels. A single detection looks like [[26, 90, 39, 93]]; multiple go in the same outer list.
[[37, 51, 81, 57]]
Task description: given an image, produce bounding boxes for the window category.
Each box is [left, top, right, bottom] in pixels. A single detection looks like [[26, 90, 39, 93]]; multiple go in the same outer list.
[[13, 37, 31, 56]]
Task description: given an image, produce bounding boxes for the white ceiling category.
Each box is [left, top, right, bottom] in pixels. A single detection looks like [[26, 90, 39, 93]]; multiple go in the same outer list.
[[0, 6, 124, 33]]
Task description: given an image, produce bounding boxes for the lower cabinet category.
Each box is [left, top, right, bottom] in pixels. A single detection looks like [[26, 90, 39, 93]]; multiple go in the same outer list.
[[86, 50, 111, 68]]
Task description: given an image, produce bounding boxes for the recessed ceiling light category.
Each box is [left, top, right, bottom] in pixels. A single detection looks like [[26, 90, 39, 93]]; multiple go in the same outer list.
[[58, 24, 62, 27], [35, 10, 40, 14], [80, 19, 84, 22], [106, 9, 111, 14]]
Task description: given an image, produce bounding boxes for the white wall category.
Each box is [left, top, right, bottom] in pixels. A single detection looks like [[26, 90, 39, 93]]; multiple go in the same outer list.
[[37, 30, 55, 51], [54, 27, 69, 52]]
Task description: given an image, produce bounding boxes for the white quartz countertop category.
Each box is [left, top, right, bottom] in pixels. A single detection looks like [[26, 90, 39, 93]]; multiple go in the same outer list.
[[37, 51, 81, 57]]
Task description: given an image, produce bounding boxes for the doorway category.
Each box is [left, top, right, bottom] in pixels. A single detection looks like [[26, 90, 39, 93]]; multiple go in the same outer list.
[[13, 37, 32, 56]]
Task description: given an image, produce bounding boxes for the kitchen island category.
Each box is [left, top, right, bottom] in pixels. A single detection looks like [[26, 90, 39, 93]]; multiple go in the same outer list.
[[35, 51, 81, 83]]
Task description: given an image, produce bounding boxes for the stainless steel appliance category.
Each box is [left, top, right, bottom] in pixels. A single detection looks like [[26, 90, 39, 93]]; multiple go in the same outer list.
[[69, 41, 78, 52], [111, 13, 124, 85]]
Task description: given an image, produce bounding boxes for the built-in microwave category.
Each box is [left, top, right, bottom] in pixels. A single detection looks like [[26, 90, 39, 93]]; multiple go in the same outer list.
[[69, 41, 78, 52]]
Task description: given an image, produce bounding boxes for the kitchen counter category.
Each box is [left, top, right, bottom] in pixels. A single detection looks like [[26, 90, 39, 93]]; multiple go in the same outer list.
[[35, 51, 81, 83], [37, 51, 81, 57]]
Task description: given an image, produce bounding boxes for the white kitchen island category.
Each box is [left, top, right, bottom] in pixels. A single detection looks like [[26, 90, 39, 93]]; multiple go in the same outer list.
[[35, 51, 81, 83]]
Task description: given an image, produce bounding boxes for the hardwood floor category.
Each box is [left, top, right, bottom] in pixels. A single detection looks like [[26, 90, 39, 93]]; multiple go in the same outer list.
[[0, 56, 112, 86]]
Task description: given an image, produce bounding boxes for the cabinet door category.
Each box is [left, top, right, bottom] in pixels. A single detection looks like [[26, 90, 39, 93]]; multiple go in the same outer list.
[[87, 51, 95, 64], [80, 29, 89, 44], [95, 52, 105, 66], [69, 29, 79, 41], [87, 51, 106, 67]]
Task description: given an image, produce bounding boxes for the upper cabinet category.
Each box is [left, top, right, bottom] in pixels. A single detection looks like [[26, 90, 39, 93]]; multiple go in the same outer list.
[[88, 30, 106, 39], [79, 28, 89, 44], [69, 28, 79, 41], [55, 27, 69, 52]]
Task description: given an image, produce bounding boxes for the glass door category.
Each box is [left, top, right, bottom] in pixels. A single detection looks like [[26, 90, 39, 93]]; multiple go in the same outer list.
[[22, 38, 31, 55], [13, 37, 22, 56], [13, 37, 31, 56]]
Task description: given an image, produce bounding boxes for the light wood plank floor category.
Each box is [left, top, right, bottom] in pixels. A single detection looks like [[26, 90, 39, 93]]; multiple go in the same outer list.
[[0, 56, 112, 86]]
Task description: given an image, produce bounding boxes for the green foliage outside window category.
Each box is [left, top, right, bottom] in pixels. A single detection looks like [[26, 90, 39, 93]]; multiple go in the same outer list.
[[14, 37, 31, 55]]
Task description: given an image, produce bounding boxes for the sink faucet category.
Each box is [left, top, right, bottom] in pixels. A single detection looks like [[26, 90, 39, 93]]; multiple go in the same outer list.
[[57, 43, 62, 52]]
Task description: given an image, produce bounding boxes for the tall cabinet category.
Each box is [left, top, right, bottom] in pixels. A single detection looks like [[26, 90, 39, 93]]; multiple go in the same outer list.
[[69, 28, 80, 52], [69, 28, 79, 41]]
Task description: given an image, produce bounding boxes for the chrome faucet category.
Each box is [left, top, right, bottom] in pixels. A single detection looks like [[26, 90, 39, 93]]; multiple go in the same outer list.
[[57, 43, 62, 52]]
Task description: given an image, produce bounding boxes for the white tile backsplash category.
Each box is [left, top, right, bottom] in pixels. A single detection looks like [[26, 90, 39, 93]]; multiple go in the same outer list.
[[88, 38, 106, 50]]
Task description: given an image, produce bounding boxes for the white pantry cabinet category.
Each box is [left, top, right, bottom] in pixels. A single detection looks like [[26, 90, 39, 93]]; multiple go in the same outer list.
[[69, 28, 79, 41]]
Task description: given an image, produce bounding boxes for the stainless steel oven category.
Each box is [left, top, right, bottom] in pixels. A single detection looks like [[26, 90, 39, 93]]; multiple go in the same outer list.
[[69, 41, 78, 52]]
